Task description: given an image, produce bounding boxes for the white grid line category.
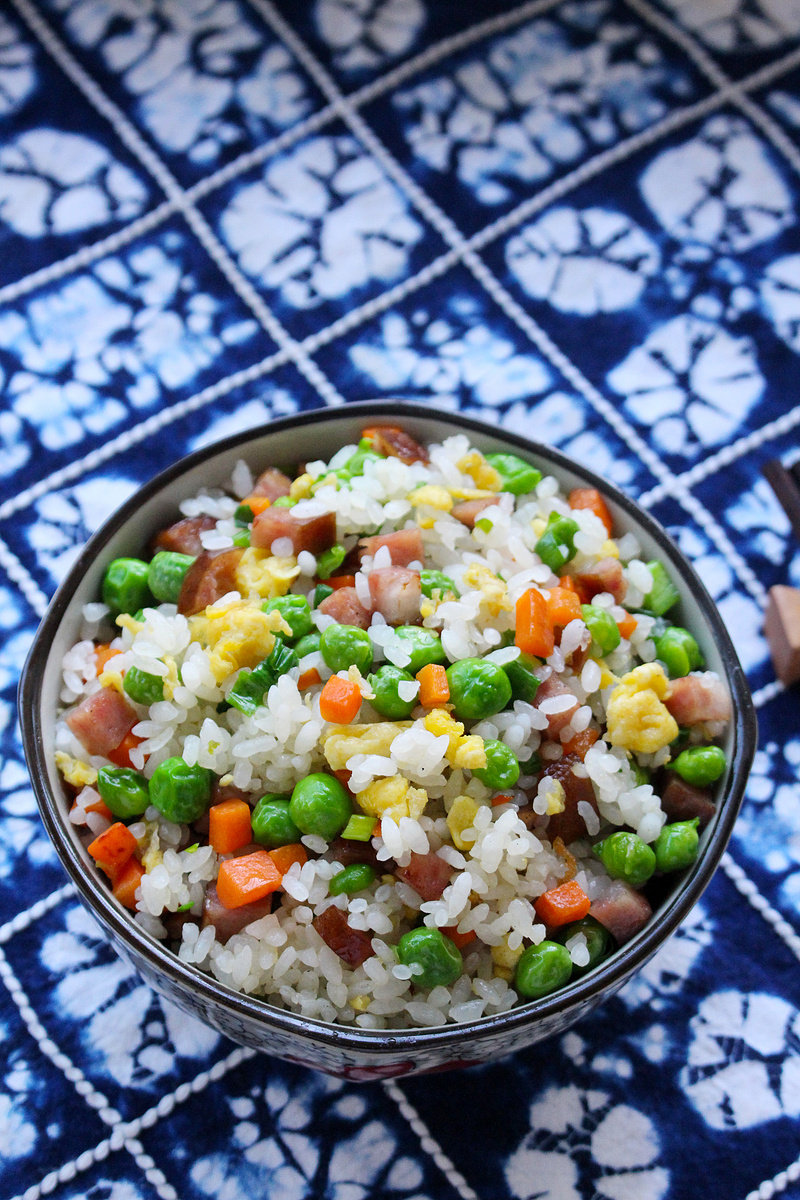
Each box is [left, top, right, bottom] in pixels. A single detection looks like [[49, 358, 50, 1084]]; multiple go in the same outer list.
[[0, 534, 50, 617], [0, 883, 74, 945], [383, 1080, 482, 1200], [720, 853, 800, 963], [744, 1151, 800, 1200]]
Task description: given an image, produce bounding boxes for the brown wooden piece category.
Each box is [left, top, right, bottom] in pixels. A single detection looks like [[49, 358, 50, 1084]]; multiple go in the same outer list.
[[764, 585, 800, 685]]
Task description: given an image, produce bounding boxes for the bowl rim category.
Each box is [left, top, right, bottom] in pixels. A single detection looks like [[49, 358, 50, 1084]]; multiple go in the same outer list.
[[19, 400, 757, 1053]]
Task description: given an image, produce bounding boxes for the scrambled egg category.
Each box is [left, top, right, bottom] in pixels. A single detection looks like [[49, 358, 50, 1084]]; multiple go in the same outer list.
[[289, 473, 313, 499], [356, 776, 428, 822], [456, 451, 502, 492], [189, 600, 288, 683], [235, 547, 300, 601], [462, 563, 512, 616], [424, 709, 487, 770], [491, 935, 524, 979], [322, 722, 412, 771], [98, 668, 125, 695], [606, 662, 679, 754], [408, 484, 452, 512], [54, 752, 97, 788], [446, 794, 481, 850], [600, 538, 620, 560]]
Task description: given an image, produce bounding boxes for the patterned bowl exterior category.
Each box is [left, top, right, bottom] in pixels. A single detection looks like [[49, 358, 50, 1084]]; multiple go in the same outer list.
[[19, 402, 757, 1078]]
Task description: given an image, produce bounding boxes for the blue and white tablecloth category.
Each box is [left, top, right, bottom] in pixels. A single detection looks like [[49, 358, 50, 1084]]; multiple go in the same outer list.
[[2, 1, 800, 1197]]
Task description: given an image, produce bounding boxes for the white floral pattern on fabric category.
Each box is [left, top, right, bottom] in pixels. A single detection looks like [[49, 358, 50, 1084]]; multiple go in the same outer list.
[[0, 13, 37, 117], [27, 477, 140, 584], [0, 130, 148, 237], [660, 0, 800, 51], [314, 0, 426, 73], [219, 136, 425, 307]]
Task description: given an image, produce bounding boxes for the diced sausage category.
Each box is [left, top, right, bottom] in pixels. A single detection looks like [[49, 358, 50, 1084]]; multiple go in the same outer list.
[[177, 548, 243, 616], [152, 515, 216, 557], [251, 467, 292, 501], [66, 688, 138, 757], [201, 882, 273, 944], [368, 567, 421, 625], [573, 557, 627, 603], [363, 425, 428, 464], [313, 904, 375, 967], [451, 498, 501, 529], [665, 674, 732, 727], [660, 775, 717, 829], [541, 754, 599, 844], [534, 673, 579, 736], [359, 528, 424, 567], [324, 837, 383, 871], [395, 851, 453, 901], [251, 508, 336, 556], [590, 879, 652, 944], [317, 586, 372, 629]]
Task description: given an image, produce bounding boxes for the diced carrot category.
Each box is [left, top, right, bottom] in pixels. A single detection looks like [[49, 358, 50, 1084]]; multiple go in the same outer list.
[[491, 793, 514, 807], [71, 795, 114, 822], [568, 487, 613, 536], [515, 588, 554, 658], [87, 821, 138, 881], [441, 925, 477, 950], [95, 644, 123, 674], [112, 856, 144, 909], [242, 494, 272, 516], [416, 662, 449, 707], [209, 799, 252, 855], [217, 850, 283, 909], [533, 879, 591, 927], [334, 768, 353, 792], [546, 586, 583, 628], [107, 730, 144, 769], [617, 612, 638, 640], [268, 842, 308, 876], [298, 667, 322, 690], [560, 727, 600, 759], [327, 574, 357, 590], [558, 574, 580, 594], [319, 675, 362, 723]]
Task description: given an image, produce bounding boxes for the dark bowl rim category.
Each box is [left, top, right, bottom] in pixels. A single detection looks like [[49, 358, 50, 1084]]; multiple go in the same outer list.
[[19, 400, 757, 1054]]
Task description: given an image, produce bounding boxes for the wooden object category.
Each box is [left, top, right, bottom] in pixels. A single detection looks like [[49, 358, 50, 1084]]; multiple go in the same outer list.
[[764, 585, 800, 685]]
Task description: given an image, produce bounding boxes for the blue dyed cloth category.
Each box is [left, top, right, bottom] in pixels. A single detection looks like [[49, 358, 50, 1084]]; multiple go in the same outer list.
[[1, 1, 800, 1197]]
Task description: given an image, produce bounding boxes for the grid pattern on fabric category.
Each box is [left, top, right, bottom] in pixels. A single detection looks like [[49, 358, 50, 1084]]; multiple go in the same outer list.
[[1, 2, 799, 1198]]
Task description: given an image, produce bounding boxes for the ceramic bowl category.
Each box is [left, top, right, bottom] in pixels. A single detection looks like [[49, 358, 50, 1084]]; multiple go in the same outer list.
[[19, 402, 756, 1079]]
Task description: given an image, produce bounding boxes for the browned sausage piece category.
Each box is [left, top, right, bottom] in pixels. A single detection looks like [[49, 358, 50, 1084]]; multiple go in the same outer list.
[[66, 688, 138, 757], [364, 425, 429, 464], [177, 549, 243, 616], [313, 904, 375, 967], [590, 880, 652, 944], [534, 674, 579, 737], [251, 508, 336, 556], [201, 882, 274, 944], [573, 557, 627, 603], [665, 674, 732, 727], [317, 586, 371, 629], [359, 528, 424, 567], [660, 775, 717, 829], [395, 851, 453, 901], [451, 498, 501, 529], [251, 467, 292, 501], [542, 754, 599, 844], [368, 567, 421, 626], [153, 515, 216, 557]]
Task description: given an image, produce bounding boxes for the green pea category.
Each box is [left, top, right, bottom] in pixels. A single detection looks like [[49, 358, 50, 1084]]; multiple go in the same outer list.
[[593, 831, 656, 889], [485, 452, 542, 495], [123, 666, 164, 706], [294, 631, 322, 659], [312, 584, 333, 608], [393, 626, 447, 674], [654, 819, 700, 873], [147, 551, 194, 605], [638, 560, 680, 616], [514, 939, 573, 999], [556, 916, 613, 976], [251, 794, 301, 848], [446, 657, 512, 721], [396, 927, 463, 989], [471, 739, 520, 789], [420, 569, 460, 599], [329, 863, 377, 896], [581, 604, 621, 655], [671, 744, 726, 787], [263, 594, 313, 642], [341, 440, 383, 477], [272, 496, 296, 508], [102, 558, 152, 617], [368, 664, 418, 719], [534, 512, 580, 573], [502, 652, 542, 703], [96, 766, 150, 819], [654, 626, 703, 678], [316, 544, 346, 580], [149, 757, 214, 824], [341, 814, 377, 842], [289, 773, 351, 841], [319, 624, 373, 675]]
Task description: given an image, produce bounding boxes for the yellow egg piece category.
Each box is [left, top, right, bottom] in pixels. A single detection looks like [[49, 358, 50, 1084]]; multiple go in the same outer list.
[[606, 662, 679, 754], [55, 751, 98, 788], [457, 451, 503, 492], [408, 484, 453, 512], [191, 601, 288, 684], [236, 547, 301, 601], [322, 722, 412, 771], [356, 776, 428, 822], [446, 795, 481, 851]]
